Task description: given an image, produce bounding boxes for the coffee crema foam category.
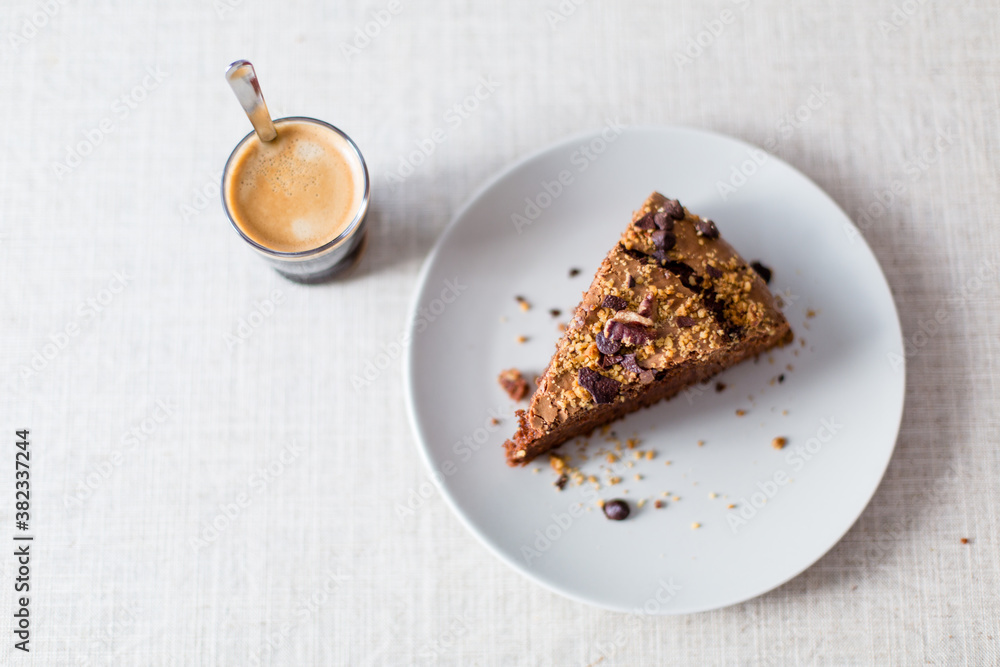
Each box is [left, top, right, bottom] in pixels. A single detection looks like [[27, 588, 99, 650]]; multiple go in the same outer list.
[[225, 119, 365, 253]]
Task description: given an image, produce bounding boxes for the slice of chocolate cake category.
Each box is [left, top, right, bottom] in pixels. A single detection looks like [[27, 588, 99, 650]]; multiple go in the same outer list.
[[503, 192, 792, 466]]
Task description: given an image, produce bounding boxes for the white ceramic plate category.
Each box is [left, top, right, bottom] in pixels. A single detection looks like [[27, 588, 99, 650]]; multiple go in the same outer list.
[[403, 125, 905, 614]]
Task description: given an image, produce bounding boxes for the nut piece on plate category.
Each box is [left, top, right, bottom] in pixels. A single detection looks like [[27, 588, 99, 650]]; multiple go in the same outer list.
[[498, 368, 530, 401], [602, 499, 630, 521]]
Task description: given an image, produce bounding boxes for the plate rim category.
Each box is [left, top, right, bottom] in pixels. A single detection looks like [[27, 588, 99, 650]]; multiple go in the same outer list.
[[402, 123, 906, 614]]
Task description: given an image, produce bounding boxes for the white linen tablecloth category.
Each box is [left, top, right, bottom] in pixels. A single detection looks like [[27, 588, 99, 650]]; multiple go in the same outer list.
[[1, 0, 998, 664]]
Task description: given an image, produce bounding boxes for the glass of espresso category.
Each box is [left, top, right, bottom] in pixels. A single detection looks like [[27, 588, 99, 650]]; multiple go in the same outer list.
[[221, 117, 370, 283]]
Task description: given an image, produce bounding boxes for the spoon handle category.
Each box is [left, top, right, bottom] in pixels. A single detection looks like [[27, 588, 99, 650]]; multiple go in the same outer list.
[[226, 60, 277, 142]]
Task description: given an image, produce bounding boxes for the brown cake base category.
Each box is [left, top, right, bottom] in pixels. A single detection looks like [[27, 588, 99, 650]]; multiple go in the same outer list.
[[502, 192, 793, 467]]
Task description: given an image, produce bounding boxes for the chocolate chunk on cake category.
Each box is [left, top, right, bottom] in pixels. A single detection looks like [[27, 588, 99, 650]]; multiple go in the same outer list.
[[503, 192, 792, 466]]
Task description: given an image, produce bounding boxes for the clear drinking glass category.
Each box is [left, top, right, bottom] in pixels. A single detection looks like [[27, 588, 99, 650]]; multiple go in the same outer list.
[[221, 117, 370, 283]]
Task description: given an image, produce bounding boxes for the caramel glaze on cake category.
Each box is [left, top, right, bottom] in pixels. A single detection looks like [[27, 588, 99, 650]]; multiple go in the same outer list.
[[503, 192, 792, 466]]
